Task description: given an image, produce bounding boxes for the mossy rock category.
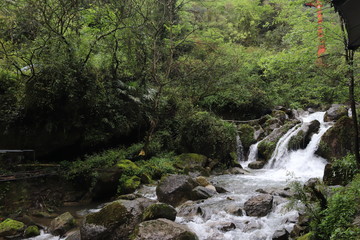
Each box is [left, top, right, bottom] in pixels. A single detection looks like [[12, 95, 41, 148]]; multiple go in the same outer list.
[[288, 130, 305, 151], [24, 225, 40, 238], [174, 153, 208, 169], [119, 176, 141, 194], [50, 212, 76, 236], [117, 159, 140, 173], [296, 232, 313, 240], [142, 203, 177, 221], [316, 116, 354, 161], [85, 201, 129, 227], [258, 141, 276, 161], [271, 110, 287, 123], [0, 218, 25, 237], [238, 124, 256, 151]]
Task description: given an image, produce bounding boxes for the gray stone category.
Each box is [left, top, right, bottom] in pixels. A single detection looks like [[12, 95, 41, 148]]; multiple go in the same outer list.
[[191, 186, 217, 200], [244, 195, 273, 217], [132, 218, 198, 240], [50, 212, 76, 236]]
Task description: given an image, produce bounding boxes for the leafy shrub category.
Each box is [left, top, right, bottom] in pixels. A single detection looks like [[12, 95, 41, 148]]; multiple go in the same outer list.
[[331, 154, 359, 185], [314, 174, 360, 240], [178, 111, 237, 164]]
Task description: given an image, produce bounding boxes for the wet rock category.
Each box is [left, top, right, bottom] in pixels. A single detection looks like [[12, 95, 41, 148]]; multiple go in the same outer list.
[[316, 116, 354, 161], [272, 228, 289, 240], [244, 194, 273, 217], [91, 166, 123, 200], [288, 120, 320, 150], [117, 193, 141, 200], [81, 198, 155, 240], [256, 189, 268, 194], [229, 167, 248, 174], [243, 219, 262, 232], [177, 202, 202, 218], [50, 212, 76, 236], [195, 176, 210, 187], [225, 204, 243, 216], [191, 186, 217, 200], [156, 174, 198, 207], [214, 185, 228, 193], [220, 222, 236, 232], [205, 185, 217, 192], [290, 224, 306, 238], [142, 203, 177, 221], [0, 218, 25, 238], [64, 229, 81, 240], [272, 110, 288, 124], [132, 218, 198, 240], [24, 225, 40, 238], [324, 104, 348, 122], [248, 161, 266, 169]]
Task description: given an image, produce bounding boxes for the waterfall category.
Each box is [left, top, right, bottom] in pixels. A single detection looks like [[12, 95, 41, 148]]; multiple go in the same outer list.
[[236, 134, 245, 162], [265, 112, 332, 179]]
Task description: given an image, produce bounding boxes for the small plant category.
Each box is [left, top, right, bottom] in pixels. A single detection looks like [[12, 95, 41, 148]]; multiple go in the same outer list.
[[331, 154, 359, 185]]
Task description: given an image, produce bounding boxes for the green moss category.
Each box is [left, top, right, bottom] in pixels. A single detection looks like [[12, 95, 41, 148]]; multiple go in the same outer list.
[[258, 140, 276, 161], [117, 159, 139, 173], [238, 124, 256, 150], [297, 232, 313, 240], [86, 201, 129, 227], [288, 130, 305, 151], [0, 218, 25, 237], [24, 225, 40, 238], [174, 153, 207, 169], [119, 176, 141, 194], [142, 203, 177, 221]]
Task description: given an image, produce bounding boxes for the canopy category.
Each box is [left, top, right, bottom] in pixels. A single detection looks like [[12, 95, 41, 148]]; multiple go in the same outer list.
[[332, 0, 360, 50]]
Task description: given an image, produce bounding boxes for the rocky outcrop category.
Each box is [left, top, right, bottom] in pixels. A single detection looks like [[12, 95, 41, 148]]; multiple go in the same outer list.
[[324, 104, 348, 122], [132, 218, 198, 240], [237, 124, 256, 151], [191, 186, 217, 200], [288, 120, 320, 151], [316, 116, 354, 161], [272, 228, 289, 240], [248, 161, 266, 169], [142, 203, 177, 221], [0, 218, 25, 238], [80, 198, 155, 240], [50, 212, 76, 236], [244, 194, 273, 217], [156, 174, 198, 207]]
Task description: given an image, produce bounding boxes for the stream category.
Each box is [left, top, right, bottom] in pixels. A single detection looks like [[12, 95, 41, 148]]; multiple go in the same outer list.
[[31, 111, 331, 240]]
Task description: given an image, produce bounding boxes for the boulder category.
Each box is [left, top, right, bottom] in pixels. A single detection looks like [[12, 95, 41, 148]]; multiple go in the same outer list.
[[224, 204, 243, 216], [156, 174, 198, 207], [24, 225, 40, 238], [195, 176, 210, 187], [50, 212, 76, 236], [272, 229, 289, 240], [324, 104, 348, 122], [142, 203, 177, 221], [80, 198, 155, 240], [316, 116, 354, 161], [132, 218, 198, 240], [288, 120, 320, 151], [0, 218, 25, 238], [64, 230, 81, 240], [248, 161, 266, 169], [229, 167, 248, 174], [191, 186, 217, 200], [214, 185, 228, 193], [237, 124, 256, 151], [219, 222, 236, 232], [244, 195, 273, 217], [90, 166, 123, 200]]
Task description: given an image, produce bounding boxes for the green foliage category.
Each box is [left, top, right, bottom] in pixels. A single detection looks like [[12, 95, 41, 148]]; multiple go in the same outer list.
[[314, 174, 360, 240], [238, 124, 256, 150], [331, 154, 359, 185], [179, 111, 237, 164]]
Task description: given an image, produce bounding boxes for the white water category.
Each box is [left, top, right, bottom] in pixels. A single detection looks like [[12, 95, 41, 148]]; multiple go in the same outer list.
[[177, 112, 332, 239], [236, 134, 246, 162]]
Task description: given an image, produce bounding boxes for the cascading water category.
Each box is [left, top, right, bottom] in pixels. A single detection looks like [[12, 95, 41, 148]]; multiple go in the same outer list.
[[176, 112, 332, 240], [236, 134, 246, 162]]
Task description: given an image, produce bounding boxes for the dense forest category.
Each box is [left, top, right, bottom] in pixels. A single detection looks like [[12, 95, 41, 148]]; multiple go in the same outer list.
[[0, 0, 359, 239]]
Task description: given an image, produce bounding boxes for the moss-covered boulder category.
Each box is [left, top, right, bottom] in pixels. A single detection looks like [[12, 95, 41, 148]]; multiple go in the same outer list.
[[258, 120, 300, 162], [81, 198, 155, 240], [316, 116, 354, 161], [142, 203, 177, 221], [271, 110, 288, 124], [248, 161, 266, 169], [0, 218, 25, 238], [24, 225, 40, 238], [50, 212, 76, 236], [178, 111, 237, 164], [156, 174, 198, 207], [174, 153, 211, 175], [237, 124, 256, 151], [119, 176, 141, 195], [131, 218, 198, 240], [288, 120, 320, 151], [324, 104, 348, 122]]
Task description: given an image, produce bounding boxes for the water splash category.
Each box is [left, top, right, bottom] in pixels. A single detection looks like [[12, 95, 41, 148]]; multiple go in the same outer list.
[[236, 134, 245, 162]]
